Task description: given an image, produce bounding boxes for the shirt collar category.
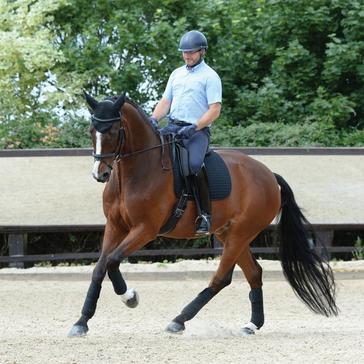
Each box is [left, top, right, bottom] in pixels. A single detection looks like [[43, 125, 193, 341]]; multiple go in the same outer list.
[[186, 59, 205, 72]]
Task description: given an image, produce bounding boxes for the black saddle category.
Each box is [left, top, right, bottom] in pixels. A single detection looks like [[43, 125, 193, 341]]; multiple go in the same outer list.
[[159, 137, 231, 234], [172, 141, 231, 200]]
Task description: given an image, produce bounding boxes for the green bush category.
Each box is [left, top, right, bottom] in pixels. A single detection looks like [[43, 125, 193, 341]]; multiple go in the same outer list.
[[56, 116, 91, 148], [211, 120, 357, 147]]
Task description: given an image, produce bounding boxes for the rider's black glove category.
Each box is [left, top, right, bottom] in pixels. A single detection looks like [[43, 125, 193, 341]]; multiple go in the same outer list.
[[149, 117, 158, 129], [177, 124, 197, 138]]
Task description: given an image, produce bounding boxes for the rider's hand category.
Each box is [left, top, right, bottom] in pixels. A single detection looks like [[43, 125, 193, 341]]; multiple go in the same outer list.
[[177, 124, 197, 138], [149, 117, 158, 130]]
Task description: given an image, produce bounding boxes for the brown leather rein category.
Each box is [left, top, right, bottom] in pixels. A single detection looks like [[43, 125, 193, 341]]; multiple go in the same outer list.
[[91, 115, 173, 170]]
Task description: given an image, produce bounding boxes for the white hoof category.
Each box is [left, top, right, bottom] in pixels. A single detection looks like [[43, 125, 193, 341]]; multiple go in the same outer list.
[[121, 288, 139, 308], [241, 322, 258, 336]]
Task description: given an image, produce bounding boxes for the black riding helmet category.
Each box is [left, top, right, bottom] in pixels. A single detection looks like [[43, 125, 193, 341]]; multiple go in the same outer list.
[[178, 30, 208, 52]]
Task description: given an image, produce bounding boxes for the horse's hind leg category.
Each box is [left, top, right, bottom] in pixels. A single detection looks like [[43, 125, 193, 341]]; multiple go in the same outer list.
[[236, 248, 264, 335], [166, 247, 237, 334]]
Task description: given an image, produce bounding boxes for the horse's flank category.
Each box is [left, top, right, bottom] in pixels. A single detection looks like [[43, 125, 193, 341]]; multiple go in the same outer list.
[[67, 93, 337, 338]]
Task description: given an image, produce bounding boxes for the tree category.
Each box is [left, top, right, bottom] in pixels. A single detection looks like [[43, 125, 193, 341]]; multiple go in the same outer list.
[[0, 0, 68, 148], [1, 0, 363, 148]]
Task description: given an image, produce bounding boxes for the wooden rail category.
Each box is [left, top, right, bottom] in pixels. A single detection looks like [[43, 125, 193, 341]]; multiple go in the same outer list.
[[1, 147, 364, 157], [1, 147, 363, 267], [1, 246, 363, 264]]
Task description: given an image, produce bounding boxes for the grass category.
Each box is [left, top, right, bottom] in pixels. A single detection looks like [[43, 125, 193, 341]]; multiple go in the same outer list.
[[353, 237, 364, 260]]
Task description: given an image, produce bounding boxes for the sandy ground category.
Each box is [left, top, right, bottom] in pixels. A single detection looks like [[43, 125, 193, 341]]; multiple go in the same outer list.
[[0, 261, 364, 364]]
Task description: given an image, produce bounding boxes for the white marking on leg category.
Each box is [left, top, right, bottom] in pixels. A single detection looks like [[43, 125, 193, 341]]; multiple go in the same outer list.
[[243, 322, 258, 331], [241, 321, 258, 336], [121, 288, 135, 303]]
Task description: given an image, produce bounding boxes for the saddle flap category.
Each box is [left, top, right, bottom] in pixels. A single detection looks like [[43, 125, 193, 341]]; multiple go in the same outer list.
[[175, 142, 191, 177], [172, 141, 232, 201]]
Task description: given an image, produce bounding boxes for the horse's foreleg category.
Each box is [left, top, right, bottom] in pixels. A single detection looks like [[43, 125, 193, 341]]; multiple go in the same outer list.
[[105, 225, 153, 308], [68, 221, 127, 337], [236, 248, 264, 336], [107, 262, 139, 309], [166, 255, 235, 334], [68, 254, 108, 337]]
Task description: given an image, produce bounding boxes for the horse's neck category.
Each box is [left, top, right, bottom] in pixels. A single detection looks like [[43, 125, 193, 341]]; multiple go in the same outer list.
[[123, 103, 159, 151], [119, 103, 164, 185]]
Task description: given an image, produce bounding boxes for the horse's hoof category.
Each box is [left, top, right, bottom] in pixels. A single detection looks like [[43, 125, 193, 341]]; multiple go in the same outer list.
[[240, 327, 255, 336], [165, 320, 185, 334], [122, 288, 139, 308], [68, 324, 88, 337], [240, 322, 258, 336]]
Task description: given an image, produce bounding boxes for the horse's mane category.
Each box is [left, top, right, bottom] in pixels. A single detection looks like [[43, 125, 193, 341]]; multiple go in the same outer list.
[[108, 95, 148, 120], [125, 97, 149, 120]]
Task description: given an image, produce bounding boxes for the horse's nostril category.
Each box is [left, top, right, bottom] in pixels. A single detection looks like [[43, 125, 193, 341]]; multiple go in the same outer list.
[[96, 172, 110, 182], [93, 171, 110, 183]]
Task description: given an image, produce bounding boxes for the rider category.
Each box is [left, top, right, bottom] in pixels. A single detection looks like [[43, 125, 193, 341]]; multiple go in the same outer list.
[[150, 30, 222, 234]]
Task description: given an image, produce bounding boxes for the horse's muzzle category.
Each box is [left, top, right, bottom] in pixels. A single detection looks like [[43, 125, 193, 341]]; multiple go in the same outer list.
[[93, 170, 110, 183]]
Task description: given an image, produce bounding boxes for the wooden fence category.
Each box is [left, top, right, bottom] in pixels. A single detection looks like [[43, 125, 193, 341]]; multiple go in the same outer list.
[[1, 147, 363, 267]]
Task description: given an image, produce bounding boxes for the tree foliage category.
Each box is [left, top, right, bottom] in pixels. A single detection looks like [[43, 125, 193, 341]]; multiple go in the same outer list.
[[0, 0, 68, 148], [1, 0, 364, 148]]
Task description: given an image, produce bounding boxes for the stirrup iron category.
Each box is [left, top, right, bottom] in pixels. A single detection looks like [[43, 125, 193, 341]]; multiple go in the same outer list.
[[195, 214, 211, 235]]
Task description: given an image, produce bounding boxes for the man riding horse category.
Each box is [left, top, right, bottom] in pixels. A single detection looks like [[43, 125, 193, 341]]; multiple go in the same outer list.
[[150, 30, 222, 235], [68, 31, 337, 338]]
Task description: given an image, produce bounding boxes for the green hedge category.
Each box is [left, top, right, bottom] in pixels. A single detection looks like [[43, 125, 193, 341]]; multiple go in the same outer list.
[[211, 121, 364, 147], [1, 0, 364, 148]]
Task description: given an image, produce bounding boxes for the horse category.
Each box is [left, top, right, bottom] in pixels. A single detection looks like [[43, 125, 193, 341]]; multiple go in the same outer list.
[[68, 92, 338, 337]]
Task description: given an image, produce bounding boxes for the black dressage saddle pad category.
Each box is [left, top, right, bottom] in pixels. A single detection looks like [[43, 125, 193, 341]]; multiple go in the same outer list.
[[172, 147, 231, 200]]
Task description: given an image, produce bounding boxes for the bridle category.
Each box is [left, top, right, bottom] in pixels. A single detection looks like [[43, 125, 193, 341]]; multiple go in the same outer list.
[[91, 114, 124, 169], [91, 114, 172, 170]]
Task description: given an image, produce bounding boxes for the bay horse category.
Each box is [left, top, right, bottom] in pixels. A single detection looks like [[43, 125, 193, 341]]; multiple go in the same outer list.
[[68, 93, 338, 337]]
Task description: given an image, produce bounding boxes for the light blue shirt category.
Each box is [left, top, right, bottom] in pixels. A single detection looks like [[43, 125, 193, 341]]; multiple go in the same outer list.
[[163, 60, 222, 125]]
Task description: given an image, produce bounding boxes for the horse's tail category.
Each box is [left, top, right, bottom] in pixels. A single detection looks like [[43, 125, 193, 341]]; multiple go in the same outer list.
[[274, 173, 338, 317]]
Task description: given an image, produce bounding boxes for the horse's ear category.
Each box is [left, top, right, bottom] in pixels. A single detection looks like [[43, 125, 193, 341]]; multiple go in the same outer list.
[[83, 90, 98, 110], [113, 93, 126, 113]]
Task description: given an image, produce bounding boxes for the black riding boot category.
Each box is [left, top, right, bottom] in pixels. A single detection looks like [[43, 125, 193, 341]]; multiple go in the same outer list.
[[190, 169, 211, 235]]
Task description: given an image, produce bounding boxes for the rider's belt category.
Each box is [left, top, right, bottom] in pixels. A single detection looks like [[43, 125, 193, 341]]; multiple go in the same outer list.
[[169, 119, 191, 127]]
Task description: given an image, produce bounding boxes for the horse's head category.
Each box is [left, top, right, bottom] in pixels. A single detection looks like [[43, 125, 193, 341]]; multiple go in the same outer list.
[[84, 91, 126, 183]]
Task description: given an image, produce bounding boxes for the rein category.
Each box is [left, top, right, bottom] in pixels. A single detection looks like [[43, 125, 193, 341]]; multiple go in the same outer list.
[[118, 138, 173, 159], [92, 115, 173, 170], [116, 131, 174, 173]]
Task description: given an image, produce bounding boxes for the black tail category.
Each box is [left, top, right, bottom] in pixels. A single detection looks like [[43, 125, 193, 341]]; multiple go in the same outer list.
[[274, 173, 338, 317]]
